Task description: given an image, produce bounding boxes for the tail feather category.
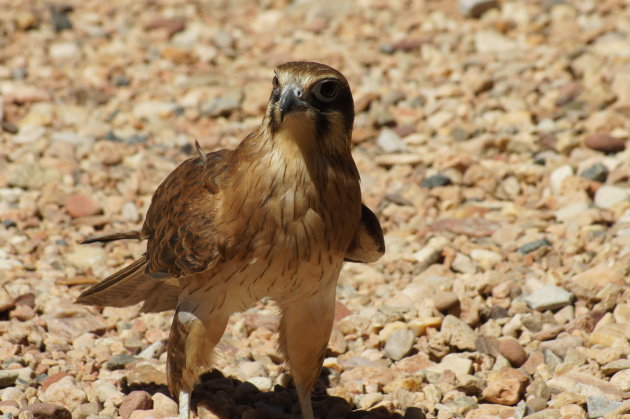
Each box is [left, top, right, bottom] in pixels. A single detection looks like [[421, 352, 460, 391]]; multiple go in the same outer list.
[[76, 257, 179, 312], [80, 230, 142, 244]]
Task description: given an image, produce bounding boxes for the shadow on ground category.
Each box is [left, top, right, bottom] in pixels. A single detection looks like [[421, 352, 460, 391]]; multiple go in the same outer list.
[[124, 368, 426, 419]]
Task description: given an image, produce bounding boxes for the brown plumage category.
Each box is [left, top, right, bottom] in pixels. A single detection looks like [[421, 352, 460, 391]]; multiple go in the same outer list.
[[76, 61, 384, 419]]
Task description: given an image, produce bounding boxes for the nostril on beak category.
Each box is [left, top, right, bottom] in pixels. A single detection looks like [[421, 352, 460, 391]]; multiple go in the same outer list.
[[294, 88, 303, 98]]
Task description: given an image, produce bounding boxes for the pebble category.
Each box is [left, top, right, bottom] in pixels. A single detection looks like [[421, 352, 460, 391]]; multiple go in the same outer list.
[[459, 0, 498, 18], [584, 133, 626, 153], [524, 286, 573, 311], [376, 128, 407, 153], [498, 338, 527, 367], [433, 291, 459, 312], [247, 376, 272, 392], [602, 359, 630, 376], [65, 193, 101, 218], [586, 396, 622, 419], [151, 393, 177, 417], [422, 174, 452, 189], [51, 131, 94, 145], [50, 6, 72, 31], [0, 370, 20, 388], [384, 328, 414, 361], [7, 163, 47, 190], [65, 246, 107, 270], [106, 353, 137, 370], [580, 163, 609, 182], [517, 238, 552, 254], [20, 403, 71, 419], [610, 369, 630, 392], [43, 376, 87, 409], [482, 368, 528, 406], [550, 165, 573, 195], [200, 90, 242, 117], [441, 315, 477, 351], [470, 249, 502, 270], [594, 185, 630, 209]]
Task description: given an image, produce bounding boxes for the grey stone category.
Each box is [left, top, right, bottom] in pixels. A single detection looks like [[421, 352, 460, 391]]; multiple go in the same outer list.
[[524, 285, 573, 311], [422, 174, 452, 189], [376, 128, 407, 153], [518, 238, 551, 254], [580, 163, 608, 182], [587, 396, 622, 418], [384, 328, 414, 361], [200, 89, 242, 117]]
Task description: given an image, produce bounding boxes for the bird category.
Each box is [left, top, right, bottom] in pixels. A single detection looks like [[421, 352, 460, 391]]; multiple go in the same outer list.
[[76, 61, 385, 419]]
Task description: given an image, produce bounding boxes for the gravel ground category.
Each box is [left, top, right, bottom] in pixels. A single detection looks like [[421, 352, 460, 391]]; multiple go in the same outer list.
[[1, 0, 630, 418]]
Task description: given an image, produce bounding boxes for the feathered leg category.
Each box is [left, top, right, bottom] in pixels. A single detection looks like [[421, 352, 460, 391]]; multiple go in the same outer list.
[[278, 282, 336, 419], [168, 301, 229, 419]]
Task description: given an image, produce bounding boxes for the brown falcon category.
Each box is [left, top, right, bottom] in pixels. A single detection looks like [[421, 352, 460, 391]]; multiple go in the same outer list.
[[76, 61, 385, 419]]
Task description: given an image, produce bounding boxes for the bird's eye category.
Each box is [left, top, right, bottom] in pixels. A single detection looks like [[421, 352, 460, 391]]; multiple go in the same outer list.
[[272, 76, 279, 89], [313, 80, 338, 102]]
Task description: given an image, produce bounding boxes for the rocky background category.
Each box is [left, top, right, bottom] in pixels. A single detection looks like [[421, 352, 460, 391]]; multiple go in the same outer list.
[[1, 0, 630, 418]]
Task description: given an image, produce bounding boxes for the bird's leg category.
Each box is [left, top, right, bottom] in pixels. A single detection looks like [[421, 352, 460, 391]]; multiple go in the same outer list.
[[278, 283, 336, 419], [179, 390, 190, 419], [167, 297, 230, 419]]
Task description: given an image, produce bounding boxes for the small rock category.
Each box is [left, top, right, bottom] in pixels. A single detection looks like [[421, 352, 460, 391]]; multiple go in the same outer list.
[[51, 131, 93, 145], [0, 370, 19, 388], [586, 396, 622, 419], [498, 338, 527, 367], [43, 376, 87, 409], [584, 133, 626, 153], [594, 185, 630, 209], [247, 376, 272, 391], [524, 285, 573, 311], [377, 128, 407, 153], [200, 90, 242, 117], [482, 367, 528, 406], [126, 363, 167, 387], [151, 393, 177, 417], [550, 165, 573, 195], [95, 382, 124, 406], [133, 101, 178, 119], [433, 291, 459, 312], [7, 163, 47, 190], [72, 402, 99, 419], [384, 328, 414, 361], [106, 353, 137, 370], [602, 359, 630, 376], [50, 5, 72, 32], [65, 193, 101, 218], [422, 174, 452, 189], [470, 249, 502, 270], [610, 369, 630, 392], [432, 218, 501, 238], [49, 42, 80, 60], [518, 238, 552, 254], [424, 354, 473, 375], [580, 163, 609, 182], [442, 315, 477, 351], [65, 246, 107, 270], [20, 403, 71, 419], [459, 0, 499, 18]]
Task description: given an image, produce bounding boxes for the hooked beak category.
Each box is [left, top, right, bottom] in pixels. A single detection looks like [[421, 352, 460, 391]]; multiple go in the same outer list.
[[279, 86, 308, 122]]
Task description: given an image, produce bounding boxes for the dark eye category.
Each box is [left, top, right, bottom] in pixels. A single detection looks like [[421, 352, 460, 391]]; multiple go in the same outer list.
[[272, 75, 279, 89], [313, 80, 338, 102]]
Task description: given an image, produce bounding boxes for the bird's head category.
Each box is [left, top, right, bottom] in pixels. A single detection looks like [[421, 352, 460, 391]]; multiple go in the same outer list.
[[264, 61, 355, 152]]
